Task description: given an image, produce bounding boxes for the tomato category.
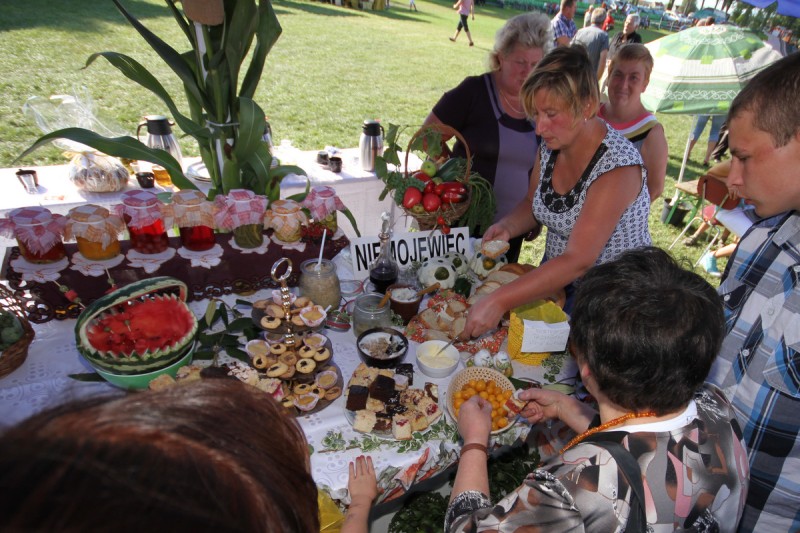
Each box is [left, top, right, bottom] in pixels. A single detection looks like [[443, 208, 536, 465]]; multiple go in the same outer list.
[[402, 187, 422, 209], [422, 192, 441, 212], [436, 216, 446, 226], [424, 180, 436, 194], [441, 225, 451, 234], [434, 182, 466, 196]]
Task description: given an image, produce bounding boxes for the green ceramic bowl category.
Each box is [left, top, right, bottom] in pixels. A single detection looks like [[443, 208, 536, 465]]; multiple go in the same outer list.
[[87, 343, 195, 391]]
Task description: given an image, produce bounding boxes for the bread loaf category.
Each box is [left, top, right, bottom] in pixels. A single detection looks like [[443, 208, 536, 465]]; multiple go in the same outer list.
[[481, 240, 510, 259]]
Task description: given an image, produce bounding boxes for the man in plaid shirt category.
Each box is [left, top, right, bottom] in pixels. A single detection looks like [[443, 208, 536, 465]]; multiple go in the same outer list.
[[707, 52, 800, 532], [550, 0, 577, 47]]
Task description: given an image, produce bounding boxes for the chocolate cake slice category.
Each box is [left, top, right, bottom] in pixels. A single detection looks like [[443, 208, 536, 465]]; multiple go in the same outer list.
[[369, 374, 396, 403], [373, 412, 392, 432], [346, 385, 369, 411], [395, 363, 414, 386]]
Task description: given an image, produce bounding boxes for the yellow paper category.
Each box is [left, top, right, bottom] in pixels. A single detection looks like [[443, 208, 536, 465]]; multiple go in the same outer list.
[[508, 300, 567, 365], [318, 491, 345, 533]]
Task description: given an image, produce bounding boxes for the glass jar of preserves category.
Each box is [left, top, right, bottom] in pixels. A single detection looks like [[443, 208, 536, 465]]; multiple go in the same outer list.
[[172, 190, 216, 251], [352, 292, 391, 337], [264, 199, 308, 243], [116, 190, 171, 254], [213, 189, 268, 249], [301, 186, 345, 235], [1, 207, 67, 263], [65, 204, 124, 261], [299, 258, 341, 311]]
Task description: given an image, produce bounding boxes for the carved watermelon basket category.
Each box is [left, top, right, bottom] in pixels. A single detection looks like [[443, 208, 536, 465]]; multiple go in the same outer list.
[[75, 277, 198, 383]]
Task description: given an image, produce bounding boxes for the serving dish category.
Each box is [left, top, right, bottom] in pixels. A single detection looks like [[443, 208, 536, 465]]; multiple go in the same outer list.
[[88, 342, 195, 390], [445, 366, 517, 435], [416, 340, 460, 378], [356, 327, 409, 369]]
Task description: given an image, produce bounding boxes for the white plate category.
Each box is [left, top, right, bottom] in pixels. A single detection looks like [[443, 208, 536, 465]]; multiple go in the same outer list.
[[186, 161, 211, 182]]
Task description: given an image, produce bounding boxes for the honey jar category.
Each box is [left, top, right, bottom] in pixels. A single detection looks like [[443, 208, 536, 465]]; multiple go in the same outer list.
[[65, 204, 124, 261], [116, 190, 171, 254], [171, 190, 216, 251], [264, 199, 308, 243], [1, 207, 67, 263]]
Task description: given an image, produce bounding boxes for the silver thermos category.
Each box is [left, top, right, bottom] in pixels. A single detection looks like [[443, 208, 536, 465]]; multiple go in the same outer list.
[[359, 120, 384, 172]]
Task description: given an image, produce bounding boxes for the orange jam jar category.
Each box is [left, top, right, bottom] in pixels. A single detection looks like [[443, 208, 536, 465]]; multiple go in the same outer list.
[[65, 204, 124, 261], [116, 190, 171, 254], [2, 207, 67, 263], [172, 190, 216, 251]]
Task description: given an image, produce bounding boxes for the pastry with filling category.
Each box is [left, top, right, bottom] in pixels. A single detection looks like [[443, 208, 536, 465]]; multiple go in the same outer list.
[[392, 414, 412, 440], [353, 410, 377, 433]]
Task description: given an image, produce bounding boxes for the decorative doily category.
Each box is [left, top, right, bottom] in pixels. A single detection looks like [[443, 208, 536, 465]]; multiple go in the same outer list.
[[9, 256, 69, 283], [177, 244, 224, 269], [125, 247, 177, 273], [228, 236, 271, 255], [270, 234, 307, 252], [70, 253, 125, 277]]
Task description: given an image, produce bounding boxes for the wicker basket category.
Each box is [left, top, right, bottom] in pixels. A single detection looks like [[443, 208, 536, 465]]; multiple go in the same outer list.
[[0, 285, 34, 378], [403, 123, 472, 231], [446, 366, 516, 435]]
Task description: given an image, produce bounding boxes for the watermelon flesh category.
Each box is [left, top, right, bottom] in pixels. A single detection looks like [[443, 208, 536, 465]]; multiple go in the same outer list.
[[85, 294, 196, 359]]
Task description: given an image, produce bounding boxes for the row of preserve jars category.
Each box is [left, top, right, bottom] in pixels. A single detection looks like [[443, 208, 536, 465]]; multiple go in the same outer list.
[[0, 188, 342, 262]]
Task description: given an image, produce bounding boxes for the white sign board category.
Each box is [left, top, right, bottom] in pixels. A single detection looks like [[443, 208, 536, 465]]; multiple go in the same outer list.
[[520, 319, 570, 353], [349, 227, 473, 280]]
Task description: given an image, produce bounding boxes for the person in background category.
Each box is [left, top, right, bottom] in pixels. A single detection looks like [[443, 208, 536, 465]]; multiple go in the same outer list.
[[601, 8, 615, 31], [607, 13, 642, 59], [598, 43, 668, 202], [0, 380, 320, 532], [571, 7, 610, 81], [449, 0, 475, 46], [706, 51, 800, 532], [583, 4, 595, 27], [688, 114, 726, 167], [426, 12, 553, 261], [461, 46, 651, 337], [551, 0, 577, 47], [446, 247, 749, 531]]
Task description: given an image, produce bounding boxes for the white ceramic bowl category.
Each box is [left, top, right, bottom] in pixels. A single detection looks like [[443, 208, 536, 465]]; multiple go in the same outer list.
[[416, 340, 459, 378]]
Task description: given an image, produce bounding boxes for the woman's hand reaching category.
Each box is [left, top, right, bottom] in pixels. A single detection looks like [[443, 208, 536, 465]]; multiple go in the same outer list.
[[458, 395, 493, 444], [518, 388, 597, 434], [481, 222, 512, 243], [461, 292, 505, 339]]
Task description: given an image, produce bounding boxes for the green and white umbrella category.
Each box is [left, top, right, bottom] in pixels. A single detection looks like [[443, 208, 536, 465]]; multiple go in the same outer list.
[[640, 25, 782, 198], [642, 25, 783, 115]]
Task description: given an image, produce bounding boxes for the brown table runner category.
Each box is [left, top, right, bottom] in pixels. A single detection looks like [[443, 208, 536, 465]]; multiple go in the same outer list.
[[3, 232, 349, 323]]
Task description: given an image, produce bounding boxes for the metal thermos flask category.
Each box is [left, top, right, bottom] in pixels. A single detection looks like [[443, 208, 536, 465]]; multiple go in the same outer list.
[[137, 115, 183, 165], [359, 120, 384, 172]]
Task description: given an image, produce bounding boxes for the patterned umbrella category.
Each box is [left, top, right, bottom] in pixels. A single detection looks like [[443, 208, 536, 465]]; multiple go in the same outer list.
[[642, 25, 783, 115]]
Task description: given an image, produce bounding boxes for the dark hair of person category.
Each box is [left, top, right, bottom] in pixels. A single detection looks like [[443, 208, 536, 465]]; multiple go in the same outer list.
[[521, 45, 599, 120], [569, 247, 724, 415], [561, 0, 577, 10], [729, 52, 800, 147], [0, 380, 319, 532]]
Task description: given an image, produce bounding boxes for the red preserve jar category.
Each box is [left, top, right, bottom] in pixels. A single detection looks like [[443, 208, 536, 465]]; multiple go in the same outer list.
[[116, 190, 170, 254], [4, 207, 67, 263], [172, 190, 216, 251]]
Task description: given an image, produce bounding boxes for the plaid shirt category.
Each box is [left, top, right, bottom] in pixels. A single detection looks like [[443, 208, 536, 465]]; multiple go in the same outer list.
[[707, 210, 800, 533], [551, 12, 576, 44]]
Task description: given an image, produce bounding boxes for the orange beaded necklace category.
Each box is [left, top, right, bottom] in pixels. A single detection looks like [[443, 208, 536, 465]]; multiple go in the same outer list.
[[560, 411, 658, 455]]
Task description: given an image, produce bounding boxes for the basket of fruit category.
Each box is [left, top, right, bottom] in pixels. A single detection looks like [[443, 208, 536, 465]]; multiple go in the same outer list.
[[0, 285, 35, 378], [377, 123, 496, 234]]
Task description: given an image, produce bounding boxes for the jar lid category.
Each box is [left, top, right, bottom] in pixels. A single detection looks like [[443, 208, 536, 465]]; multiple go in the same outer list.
[[9, 206, 54, 225], [172, 189, 207, 206], [68, 204, 111, 223], [121, 189, 159, 207], [271, 199, 301, 215], [228, 189, 257, 202]]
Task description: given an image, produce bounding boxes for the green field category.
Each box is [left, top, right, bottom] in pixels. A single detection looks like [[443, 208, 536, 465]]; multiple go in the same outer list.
[[0, 0, 723, 280]]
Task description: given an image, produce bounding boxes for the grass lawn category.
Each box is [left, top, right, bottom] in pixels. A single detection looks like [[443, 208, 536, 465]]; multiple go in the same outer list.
[[0, 0, 723, 282]]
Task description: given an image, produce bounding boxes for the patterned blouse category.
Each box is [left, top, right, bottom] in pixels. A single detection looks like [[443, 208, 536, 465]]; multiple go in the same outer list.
[[532, 123, 651, 265], [445, 385, 750, 532]]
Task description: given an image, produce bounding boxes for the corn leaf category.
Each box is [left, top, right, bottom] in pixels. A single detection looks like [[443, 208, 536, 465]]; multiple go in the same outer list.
[[241, 142, 272, 195], [233, 97, 265, 160], [15, 127, 198, 191], [224, 0, 258, 85], [85, 52, 209, 141], [165, 0, 194, 44], [240, 0, 282, 99], [112, 0, 208, 110], [221, 157, 242, 192]]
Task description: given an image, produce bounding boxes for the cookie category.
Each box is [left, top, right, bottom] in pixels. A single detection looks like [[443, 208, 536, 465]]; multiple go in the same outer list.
[[324, 386, 342, 401], [294, 383, 313, 395], [266, 362, 289, 378], [313, 347, 331, 363], [261, 316, 282, 329], [298, 345, 317, 359], [296, 358, 317, 374], [270, 342, 288, 355], [252, 353, 272, 370], [279, 352, 298, 367]]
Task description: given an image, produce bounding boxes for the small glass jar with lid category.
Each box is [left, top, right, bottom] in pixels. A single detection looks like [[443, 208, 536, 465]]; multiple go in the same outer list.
[[115, 190, 171, 254], [301, 186, 345, 235], [171, 190, 216, 251], [264, 199, 308, 243], [213, 189, 268, 249], [352, 292, 391, 337], [65, 204, 124, 261], [299, 258, 341, 311], [0, 207, 67, 263]]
